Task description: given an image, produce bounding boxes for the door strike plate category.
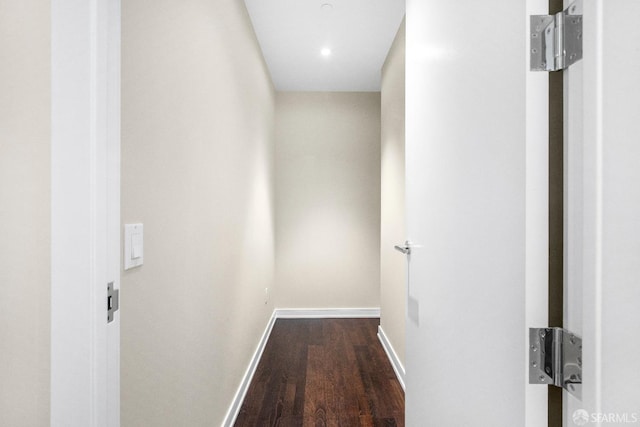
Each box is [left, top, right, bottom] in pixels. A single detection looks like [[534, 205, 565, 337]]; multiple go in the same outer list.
[[107, 281, 119, 323], [529, 327, 582, 400]]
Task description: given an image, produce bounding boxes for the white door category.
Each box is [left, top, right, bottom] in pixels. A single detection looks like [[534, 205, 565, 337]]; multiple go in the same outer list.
[[51, 1, 120, 426], [565, 0, 640, 424], [405, 0, 549, 425]]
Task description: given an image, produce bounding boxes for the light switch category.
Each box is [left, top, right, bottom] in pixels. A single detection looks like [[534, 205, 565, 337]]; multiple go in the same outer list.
[[131, 233, 143, 259], [124, 223, 144, 270]]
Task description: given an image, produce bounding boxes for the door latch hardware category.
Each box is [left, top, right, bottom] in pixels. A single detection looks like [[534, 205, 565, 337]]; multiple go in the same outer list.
[[394, 240, 413, 255], [394, 244, 410, 255], [107, 281, 119, 323], [529, 327, 582, 399], [530, 1, 582, 71]]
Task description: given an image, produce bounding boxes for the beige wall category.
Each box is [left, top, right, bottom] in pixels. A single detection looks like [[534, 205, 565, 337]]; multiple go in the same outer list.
[[0, 1, 51, 425], [121, 0, 275, 425], [275, 92, 381, 309], [380, 19, 406, 366]]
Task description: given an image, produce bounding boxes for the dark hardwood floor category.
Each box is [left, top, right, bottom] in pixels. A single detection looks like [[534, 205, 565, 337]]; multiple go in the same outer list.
[[234, 318, 405, 427]]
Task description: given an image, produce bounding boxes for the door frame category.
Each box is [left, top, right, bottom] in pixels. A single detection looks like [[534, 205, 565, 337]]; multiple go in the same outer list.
[[578, 0, 640, 418], [50, 1, 120, 426]]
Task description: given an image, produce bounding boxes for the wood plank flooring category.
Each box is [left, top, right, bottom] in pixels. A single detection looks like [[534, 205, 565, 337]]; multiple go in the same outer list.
[[234, 318, 404, 427]]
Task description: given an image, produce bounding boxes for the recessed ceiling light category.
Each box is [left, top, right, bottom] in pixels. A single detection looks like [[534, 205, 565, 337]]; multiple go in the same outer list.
[[321, 3, 333, 11], [321, 47, 332, 57]]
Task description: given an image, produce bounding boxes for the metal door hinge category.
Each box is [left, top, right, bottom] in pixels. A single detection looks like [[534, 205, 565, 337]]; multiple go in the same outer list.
[[529, 327, 582, 399], [107, 282, 119, 323], [530, 1, 583, 71]]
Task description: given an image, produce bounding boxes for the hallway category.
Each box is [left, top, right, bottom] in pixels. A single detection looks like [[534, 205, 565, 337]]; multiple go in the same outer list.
[[4, 1, 640, 426]]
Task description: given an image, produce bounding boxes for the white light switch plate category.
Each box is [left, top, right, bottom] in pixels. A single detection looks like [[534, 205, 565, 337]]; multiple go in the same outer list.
[[124, 223, 144, 270]]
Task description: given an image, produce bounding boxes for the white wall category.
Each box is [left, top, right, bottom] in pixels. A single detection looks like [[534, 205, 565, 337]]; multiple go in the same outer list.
[[380, 19, 406, 367], [121, 0, 275, 425], [275, 92, 381, 309], [0, 1, 50, 425]]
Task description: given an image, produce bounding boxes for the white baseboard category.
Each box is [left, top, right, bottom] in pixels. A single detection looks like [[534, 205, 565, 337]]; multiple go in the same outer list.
[[275, 307, 381, 318], [377, 325, 405, 391], [223, 307, 382, 426], [222, 310, 277, 427]]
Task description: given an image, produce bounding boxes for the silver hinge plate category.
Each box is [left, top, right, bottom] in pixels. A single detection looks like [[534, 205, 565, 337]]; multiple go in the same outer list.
[[529, 327, 582, 400], [530, 1, 583, 71], [107, 281, 119, 323]]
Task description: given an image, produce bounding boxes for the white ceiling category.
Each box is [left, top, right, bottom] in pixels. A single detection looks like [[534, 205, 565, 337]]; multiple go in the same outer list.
[[244, 0, 405, 92]]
